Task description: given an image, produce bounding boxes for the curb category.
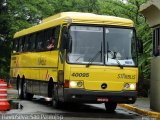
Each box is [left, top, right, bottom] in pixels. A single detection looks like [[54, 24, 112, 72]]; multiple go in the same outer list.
[[118, 104, 160, 119]]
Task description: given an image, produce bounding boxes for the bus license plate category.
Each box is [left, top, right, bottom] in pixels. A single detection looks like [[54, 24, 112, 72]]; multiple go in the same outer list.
[[97, 98, 109, 102]]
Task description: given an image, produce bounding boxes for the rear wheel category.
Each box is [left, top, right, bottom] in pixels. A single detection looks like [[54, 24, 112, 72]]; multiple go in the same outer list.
[[105, 102, 117, 113], [18, 79, 23, 99]]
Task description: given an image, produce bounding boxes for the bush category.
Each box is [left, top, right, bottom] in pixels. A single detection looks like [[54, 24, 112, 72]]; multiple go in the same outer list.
[[137, 74, 150, 97]]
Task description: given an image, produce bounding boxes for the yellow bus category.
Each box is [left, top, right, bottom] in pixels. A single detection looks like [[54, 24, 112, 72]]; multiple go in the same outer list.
[[10, 12, 142, 112]]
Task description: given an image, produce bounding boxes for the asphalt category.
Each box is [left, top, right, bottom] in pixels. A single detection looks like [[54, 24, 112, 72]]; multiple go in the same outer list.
[[5, 89, 160, 119]]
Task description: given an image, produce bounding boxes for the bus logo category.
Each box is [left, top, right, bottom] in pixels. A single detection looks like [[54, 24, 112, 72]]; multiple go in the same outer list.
[[118, 73, 136, 79], [101, 83, 107, 89]]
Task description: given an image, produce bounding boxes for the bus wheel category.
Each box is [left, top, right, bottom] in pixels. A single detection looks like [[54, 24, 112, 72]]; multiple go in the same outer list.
[[52, 84, 61, 109], [18, 79, 24, 99], [105, 102, 117, 113], [23, 81, 34, 100]]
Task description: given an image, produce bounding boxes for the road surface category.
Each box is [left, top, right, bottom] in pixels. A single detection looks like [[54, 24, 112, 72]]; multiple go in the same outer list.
[[0, 90, 155, 120]]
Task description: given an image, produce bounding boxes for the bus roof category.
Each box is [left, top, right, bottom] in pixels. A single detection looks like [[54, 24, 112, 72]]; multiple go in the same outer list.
[[14, 12, 134, 38]]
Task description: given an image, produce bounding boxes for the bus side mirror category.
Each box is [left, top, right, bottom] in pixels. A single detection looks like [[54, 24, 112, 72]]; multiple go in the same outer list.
[[62, 30, 72, 52], [62, 27, 69, 49], [137, 40, 143, 53]]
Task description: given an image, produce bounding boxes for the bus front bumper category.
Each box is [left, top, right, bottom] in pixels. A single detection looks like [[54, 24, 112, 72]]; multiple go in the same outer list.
[[63, 88, 137, 103]]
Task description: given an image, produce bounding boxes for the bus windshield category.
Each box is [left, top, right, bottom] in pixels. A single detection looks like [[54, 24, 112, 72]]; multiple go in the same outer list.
[[67, 25, 137, 66]]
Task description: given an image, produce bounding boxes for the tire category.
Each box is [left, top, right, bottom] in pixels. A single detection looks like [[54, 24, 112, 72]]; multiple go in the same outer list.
[[52, 84, 61, 109], [48, 80, 54, 98], [18, 79, 24, 99], [23, 81, 34, 100], [105, 102, 117, 113]]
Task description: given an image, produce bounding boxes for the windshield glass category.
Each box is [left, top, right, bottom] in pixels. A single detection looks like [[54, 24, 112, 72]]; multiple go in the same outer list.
[[67, 26, 103, 64], [105, 28, 137, 66], [67, 25, 137, 66]]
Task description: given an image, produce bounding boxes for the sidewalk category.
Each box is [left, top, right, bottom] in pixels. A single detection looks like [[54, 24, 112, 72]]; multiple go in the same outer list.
[[119, 97, 160, 119]]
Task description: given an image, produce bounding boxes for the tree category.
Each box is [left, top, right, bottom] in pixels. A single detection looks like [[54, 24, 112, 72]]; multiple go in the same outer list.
[[0, 0, 11, 78], [0, 0, 56, 78]]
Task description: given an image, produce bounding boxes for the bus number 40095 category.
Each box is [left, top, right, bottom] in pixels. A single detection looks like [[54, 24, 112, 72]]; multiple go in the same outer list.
[[71, 73, 89, 77]]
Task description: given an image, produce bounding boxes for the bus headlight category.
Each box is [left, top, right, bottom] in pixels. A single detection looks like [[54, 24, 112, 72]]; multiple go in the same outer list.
[[69, 81, 84, 88], [70, 81, 77, 87], [130, 83, 136, 90]]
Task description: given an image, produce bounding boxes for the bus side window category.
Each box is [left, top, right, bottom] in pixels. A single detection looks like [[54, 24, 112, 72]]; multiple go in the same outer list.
[[27, 35, 32, 51], [21, 37, 25, 52], [44, 28, 54, 50], [43, 26, 60, 51], [37, 31, 44, 51], [23, 36, 29, 52], [30, 34, 36, 51], [54, 26, 60, 48], [18, 37, 23, 52], [13, 39, 18, 53]]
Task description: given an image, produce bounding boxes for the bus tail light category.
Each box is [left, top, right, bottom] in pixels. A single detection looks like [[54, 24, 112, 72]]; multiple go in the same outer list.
[[64, 80, 69, 88]]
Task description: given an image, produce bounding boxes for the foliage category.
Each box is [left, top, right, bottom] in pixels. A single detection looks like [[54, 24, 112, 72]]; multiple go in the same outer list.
[[0, 0, 152, 80]]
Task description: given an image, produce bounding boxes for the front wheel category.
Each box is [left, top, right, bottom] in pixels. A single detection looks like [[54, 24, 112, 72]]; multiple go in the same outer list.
[[52, 84, 61, 109], [105, 102, 117, 113]]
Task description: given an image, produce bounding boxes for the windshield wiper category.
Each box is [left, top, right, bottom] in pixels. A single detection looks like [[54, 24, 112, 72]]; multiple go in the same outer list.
[[114, 55, 123, 69], [76, 55, 83, 62], [86, 50, 102, 67], [108, 51, 123, 69], [86, 42, 102, 67]]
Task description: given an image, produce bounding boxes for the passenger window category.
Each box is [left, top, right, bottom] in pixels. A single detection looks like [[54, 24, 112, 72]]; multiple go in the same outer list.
[[37, 31, 44, 51], [27, 35, 32, 51], [30, 34, 36, 51], [54, 26, 60, 48], [13, 39, 18, 53], [21, 37, 25, 52], [23, 36, 29, 52], [18, 37, 23, 52], [44, 26, 60, 50], [45, 29, 54, 50]]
